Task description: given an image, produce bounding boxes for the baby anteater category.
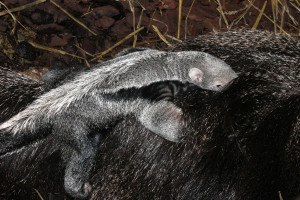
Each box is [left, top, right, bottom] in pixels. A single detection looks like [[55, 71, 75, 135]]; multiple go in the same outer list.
[[0, 49, 237, 198]]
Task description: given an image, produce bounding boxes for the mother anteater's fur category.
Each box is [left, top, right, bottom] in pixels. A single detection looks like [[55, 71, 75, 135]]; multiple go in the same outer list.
[[0, 30, 299, 200]]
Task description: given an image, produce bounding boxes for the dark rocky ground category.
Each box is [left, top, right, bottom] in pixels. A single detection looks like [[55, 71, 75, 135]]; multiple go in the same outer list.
[[0, 0, 299, 78]]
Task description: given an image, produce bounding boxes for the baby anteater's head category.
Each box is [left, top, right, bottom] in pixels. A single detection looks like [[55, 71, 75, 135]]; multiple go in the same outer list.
[[186, 52, 238, 91]]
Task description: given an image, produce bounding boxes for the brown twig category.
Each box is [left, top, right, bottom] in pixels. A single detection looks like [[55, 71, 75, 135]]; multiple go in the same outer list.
[[152, 25, 173, 47], [0, 1, 27, 34], [184, 0, 196, 39], [0, 0, 46, 16], [252, 0, 267, 30], [90, 27, 145, 62], [49, 0, 97, 36], [28, 41, 86, 61], [177, 0, 183, 39]]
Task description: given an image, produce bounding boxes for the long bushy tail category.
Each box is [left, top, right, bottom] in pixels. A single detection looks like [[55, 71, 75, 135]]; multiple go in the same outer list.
[[0, 107, 50, 156]]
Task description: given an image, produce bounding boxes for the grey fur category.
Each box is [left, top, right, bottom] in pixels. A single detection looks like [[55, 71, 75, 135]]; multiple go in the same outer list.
[[0, 50, 237, 198], [114, 47, 155, 57], [139, 101, 183, 142]]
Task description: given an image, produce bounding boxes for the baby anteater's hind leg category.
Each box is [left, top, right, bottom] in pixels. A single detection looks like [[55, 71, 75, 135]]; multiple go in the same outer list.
[[53, 120, 98, 199], [138, 101, 183, 142]]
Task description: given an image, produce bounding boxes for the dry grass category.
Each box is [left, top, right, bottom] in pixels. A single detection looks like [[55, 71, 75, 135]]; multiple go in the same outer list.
[[152, 25, 173, 47], [177, 0, 183, 38], [33, 188, 44, 200], [0, 0, 46, 16], [0, 0, 299, 67], [90, 27, 145, 62], [184, 0, 196, 39], [216, 0, 229, 29], [114, 0, 300, 58], [252, 0, 268, 30], [49, 0, 97, 36], [28, 41, 87, 60], [0, 1, 27, 34]]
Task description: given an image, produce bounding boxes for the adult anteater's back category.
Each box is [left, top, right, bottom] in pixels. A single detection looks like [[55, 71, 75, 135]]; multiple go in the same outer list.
[[173, 30, 300, 74], [87, 30, 300, 200], [91, 30, 300, 200], [0, 30, 299, 200]]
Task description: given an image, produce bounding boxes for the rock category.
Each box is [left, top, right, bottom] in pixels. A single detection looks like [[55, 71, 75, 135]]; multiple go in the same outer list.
[[125, 12, 150, 28], [111, 19, 133, 40], [93, 6, 120, 18], [0, 21, 8, 32], [49, 34, 70, 47], [30, 10, 54, 25], [37, 24, 67, 33], [157, 0, 178, 10], [82, 38, 96, 55], [95, 16, 115, 29], [188, 14, 203, 22], [15, 41, 37, 61], [64, 0, 87, 13], [0, 51, 11, 66]]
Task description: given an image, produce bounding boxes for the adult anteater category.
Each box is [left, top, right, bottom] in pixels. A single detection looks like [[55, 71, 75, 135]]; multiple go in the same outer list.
[[0, 30, 299, 200]]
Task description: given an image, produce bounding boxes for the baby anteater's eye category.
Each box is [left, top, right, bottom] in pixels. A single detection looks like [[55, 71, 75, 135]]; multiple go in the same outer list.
[[214, 80, 224, 90]]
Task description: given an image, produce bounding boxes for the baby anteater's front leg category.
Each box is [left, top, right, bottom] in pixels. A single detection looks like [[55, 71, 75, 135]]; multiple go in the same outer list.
[[53, 119, 97, 199], [138, 101, 183, 142]]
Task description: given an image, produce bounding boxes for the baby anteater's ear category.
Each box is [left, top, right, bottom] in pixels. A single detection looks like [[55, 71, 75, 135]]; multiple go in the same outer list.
[[189, 68, 203, 83]]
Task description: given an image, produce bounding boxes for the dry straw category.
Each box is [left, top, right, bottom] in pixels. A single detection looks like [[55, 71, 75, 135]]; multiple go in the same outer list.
[[216, 0, 229, 29], [1, 0, 299, 67], [49, 0, 97, 36], [252, 0, 268, 30], [152, 25, 173, 47], [0, 1, 27, 34], [33, 188, 44, 200], [0, 0, 46, 16], [185, 0, 196, 39], [177, 0, 183, 39], [90, 27, 145, 62], [28, 41, 86, 61]]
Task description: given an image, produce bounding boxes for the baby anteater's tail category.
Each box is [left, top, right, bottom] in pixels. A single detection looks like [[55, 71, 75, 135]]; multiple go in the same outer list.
[[0, 107, 49, 156], [0, 68, 45, 123]]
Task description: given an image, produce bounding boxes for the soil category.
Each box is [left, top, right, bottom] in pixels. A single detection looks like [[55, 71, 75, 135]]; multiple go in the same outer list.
[[0, 0, 299, 79]]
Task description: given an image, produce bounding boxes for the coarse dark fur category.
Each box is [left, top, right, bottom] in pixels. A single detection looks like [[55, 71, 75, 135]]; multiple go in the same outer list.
[[0, 30, 299, 200], [0, 68, 45, 123], [40, 65, 85, 90], [0, 49, 237, 199]]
